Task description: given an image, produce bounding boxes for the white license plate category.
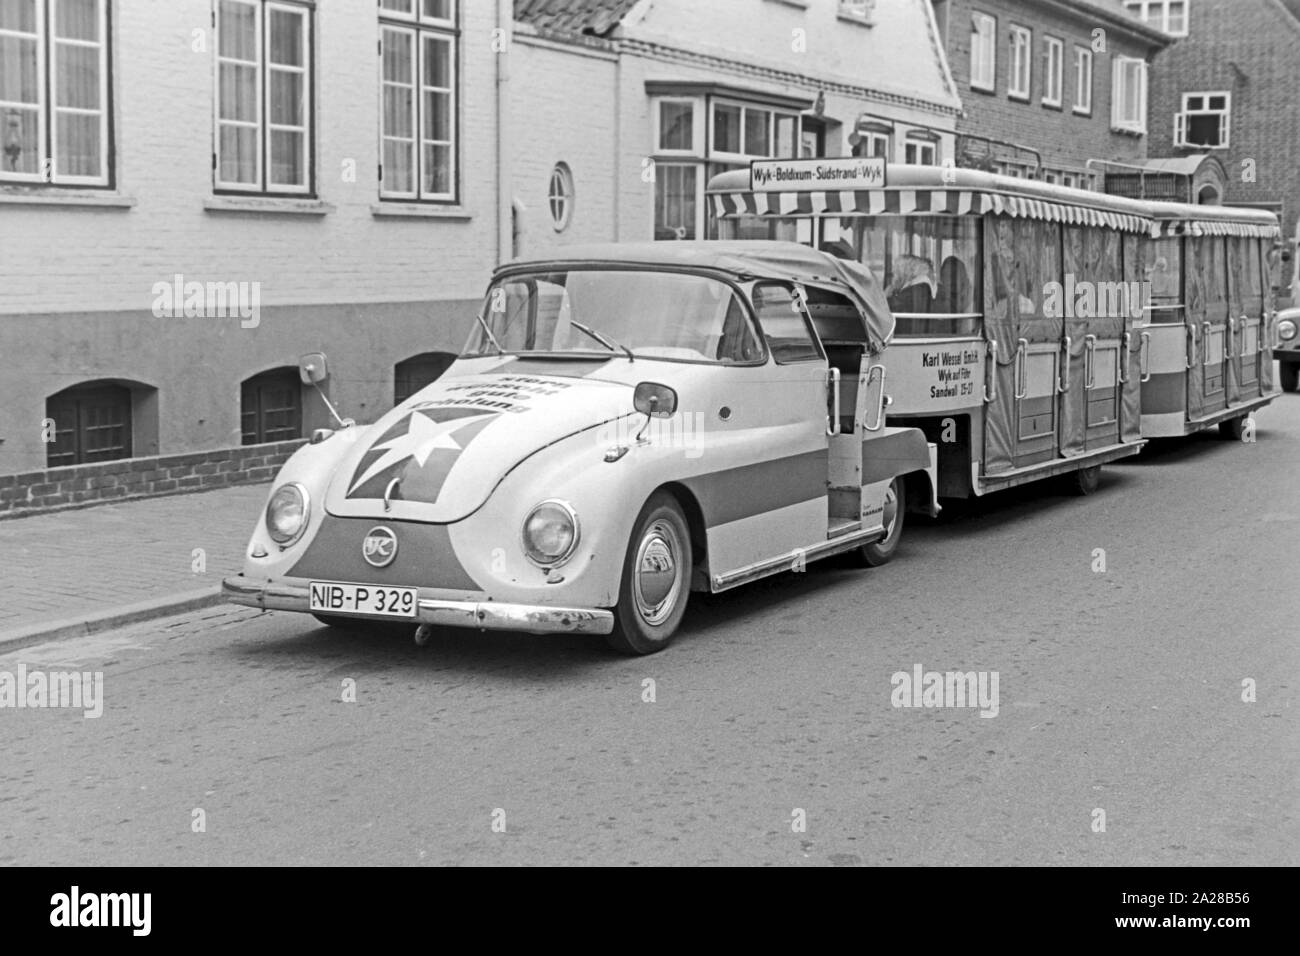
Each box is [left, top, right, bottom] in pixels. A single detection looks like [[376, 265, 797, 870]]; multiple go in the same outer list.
[[309, 582, 417, 618]]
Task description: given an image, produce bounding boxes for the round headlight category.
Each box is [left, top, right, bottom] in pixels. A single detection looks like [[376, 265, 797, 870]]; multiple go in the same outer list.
[[1279, 318, 1297, 342], [522, 500, 579, 567], [266, 483, 310, 545]]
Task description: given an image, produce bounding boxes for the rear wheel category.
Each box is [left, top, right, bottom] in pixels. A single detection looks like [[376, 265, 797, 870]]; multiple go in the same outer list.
[[1218, 415, 1248, 440], [853, 477, 905, 567], [1280, 362, 1299, 393], [606, 493, 692, 656], [1068, 464, 1101, 496]]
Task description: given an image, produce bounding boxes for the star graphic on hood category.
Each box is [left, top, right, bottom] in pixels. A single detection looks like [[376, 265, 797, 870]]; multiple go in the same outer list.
[[347, 411, 495, 496]]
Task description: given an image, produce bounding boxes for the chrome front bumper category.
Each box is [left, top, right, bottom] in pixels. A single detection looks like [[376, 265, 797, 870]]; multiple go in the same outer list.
[[222, 575, 614, 635]]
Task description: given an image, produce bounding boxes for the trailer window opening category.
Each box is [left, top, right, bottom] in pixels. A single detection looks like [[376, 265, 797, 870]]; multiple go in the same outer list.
[[1147, 236, 1182, 319], [820, 215, 982, 336]]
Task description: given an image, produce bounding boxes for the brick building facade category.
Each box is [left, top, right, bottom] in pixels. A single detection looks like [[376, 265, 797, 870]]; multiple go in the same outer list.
[[931, 0, 1170, 185], [1141, 0, 1300, 258]]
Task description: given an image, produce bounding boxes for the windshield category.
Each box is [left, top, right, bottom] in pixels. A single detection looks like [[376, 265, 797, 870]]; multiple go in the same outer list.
[[465, 269, 764, 363]]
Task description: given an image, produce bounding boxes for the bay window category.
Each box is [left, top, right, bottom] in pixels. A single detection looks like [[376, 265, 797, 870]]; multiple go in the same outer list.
[[650, 92, 801, 241]]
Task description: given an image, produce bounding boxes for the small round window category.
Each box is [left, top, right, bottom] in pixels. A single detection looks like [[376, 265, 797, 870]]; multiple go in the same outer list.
[[548, 162, 574, 232]]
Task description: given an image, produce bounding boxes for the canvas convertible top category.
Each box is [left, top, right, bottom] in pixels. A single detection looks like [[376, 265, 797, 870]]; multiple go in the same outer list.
[[500, 240, 896, 352]]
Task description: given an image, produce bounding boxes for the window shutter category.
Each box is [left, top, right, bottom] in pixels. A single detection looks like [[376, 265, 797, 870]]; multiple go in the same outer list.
[[1174, 111, 1186, 147]]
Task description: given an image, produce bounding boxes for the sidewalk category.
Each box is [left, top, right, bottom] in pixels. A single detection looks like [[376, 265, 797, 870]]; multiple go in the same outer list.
[[0, 484, 269, 650]]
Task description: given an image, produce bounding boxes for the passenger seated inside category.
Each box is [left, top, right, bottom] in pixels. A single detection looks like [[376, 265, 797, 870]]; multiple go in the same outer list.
[[885, 254, 936, 313], [936, 256, 971, 314]]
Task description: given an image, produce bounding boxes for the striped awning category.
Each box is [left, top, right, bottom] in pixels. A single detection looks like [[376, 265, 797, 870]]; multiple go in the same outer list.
[[711, 188, 1153, 234], [1152, 219, 1281, 239]]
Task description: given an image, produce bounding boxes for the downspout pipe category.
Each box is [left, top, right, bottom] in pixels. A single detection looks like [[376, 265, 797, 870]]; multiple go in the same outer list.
[[496, 0, 512, 265]]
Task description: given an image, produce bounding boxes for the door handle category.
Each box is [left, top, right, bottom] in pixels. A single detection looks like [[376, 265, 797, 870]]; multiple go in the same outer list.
[[826, 367, 841, 436], [1014, 338, 1028, 399], [984, 339, 998, 403], [1058, 336, 1071, 393], [1140, 331, 1151, 382], [864, 365, 887, 432]]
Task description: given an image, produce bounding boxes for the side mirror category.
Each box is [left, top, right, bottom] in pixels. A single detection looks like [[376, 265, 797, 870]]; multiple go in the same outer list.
[[299, 352, 329, 385], [634, 382, 678, 418]]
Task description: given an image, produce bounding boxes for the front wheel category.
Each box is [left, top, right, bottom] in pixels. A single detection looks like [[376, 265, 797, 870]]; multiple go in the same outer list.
[[606, 493, 692, 655], [853, 477, 905, 567], [1280, 362, 1299, 393]]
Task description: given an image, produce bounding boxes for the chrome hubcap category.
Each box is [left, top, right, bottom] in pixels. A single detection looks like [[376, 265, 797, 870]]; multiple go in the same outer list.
[[633, 519, 682, 626], [881, 481, 899, 540]]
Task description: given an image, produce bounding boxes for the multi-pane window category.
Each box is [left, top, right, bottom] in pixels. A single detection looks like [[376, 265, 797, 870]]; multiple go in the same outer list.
[[853, 128, 890, 160], [1175, 91, 1229, 148], [1042, 36, 1062, 107], [904, 137, 936, 165], [650, 94, 798, 241], [0, 0, 111, 186], [1008, 25, 1031, 99], [379, 0, 457, 202], [970, 12, 995, 92], [1073, 46, 1092, 114], [46, 383, 132, 466], [710, 100, 797, 161], [241, 368, 302, 445], [1112, 56, 1147, 133], [215, 0, 313, 194], [1124, 0, 1188, 36]]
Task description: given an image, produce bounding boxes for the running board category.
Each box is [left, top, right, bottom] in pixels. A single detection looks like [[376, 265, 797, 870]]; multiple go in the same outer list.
[[1184, 394, 1275, 430], [976, 441, 1145, 495], [711, 526, 884, 592]]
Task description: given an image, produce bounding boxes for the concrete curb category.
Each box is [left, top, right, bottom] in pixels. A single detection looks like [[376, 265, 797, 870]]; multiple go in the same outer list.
[[0, 586, 225, 654]]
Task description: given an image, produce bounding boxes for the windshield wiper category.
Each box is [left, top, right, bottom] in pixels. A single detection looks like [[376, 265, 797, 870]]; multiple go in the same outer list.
[[474, 312, 504, 355], [570, 321, 634, 361]]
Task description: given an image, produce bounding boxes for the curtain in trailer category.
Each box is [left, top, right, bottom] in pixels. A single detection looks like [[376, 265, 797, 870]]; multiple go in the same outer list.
[[1120, 232, 1144, 443], [1185, 237, 1209, 420], [983, 217, 1021, 474], [982, 217, 1064, 473], [1257, 239, 1275, 393], [1226, 238, 1245, 403]]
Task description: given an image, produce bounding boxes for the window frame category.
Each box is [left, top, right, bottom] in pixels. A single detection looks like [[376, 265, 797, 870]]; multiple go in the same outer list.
[[1124, 0, 1188, 37], [213, 0, 315, 197], [240, 367, 304, 445], [1175, 90, 1231, 149], [0, 0, 114, 188], [969, 12, 996, 93], [378, 0, 459, 204], [46, 382, 133, 467], [750, 280, 826, 366], [903, 136, 937, 165], [1072, 45, 1092, 115], [1008, 24, 1032, 101], [1111, 55, 1148, 134], [653, 96, 702, 156], [708, 97, 799, 165], [1041, 35, 1063, 108], [548, 161, 574, 232]]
